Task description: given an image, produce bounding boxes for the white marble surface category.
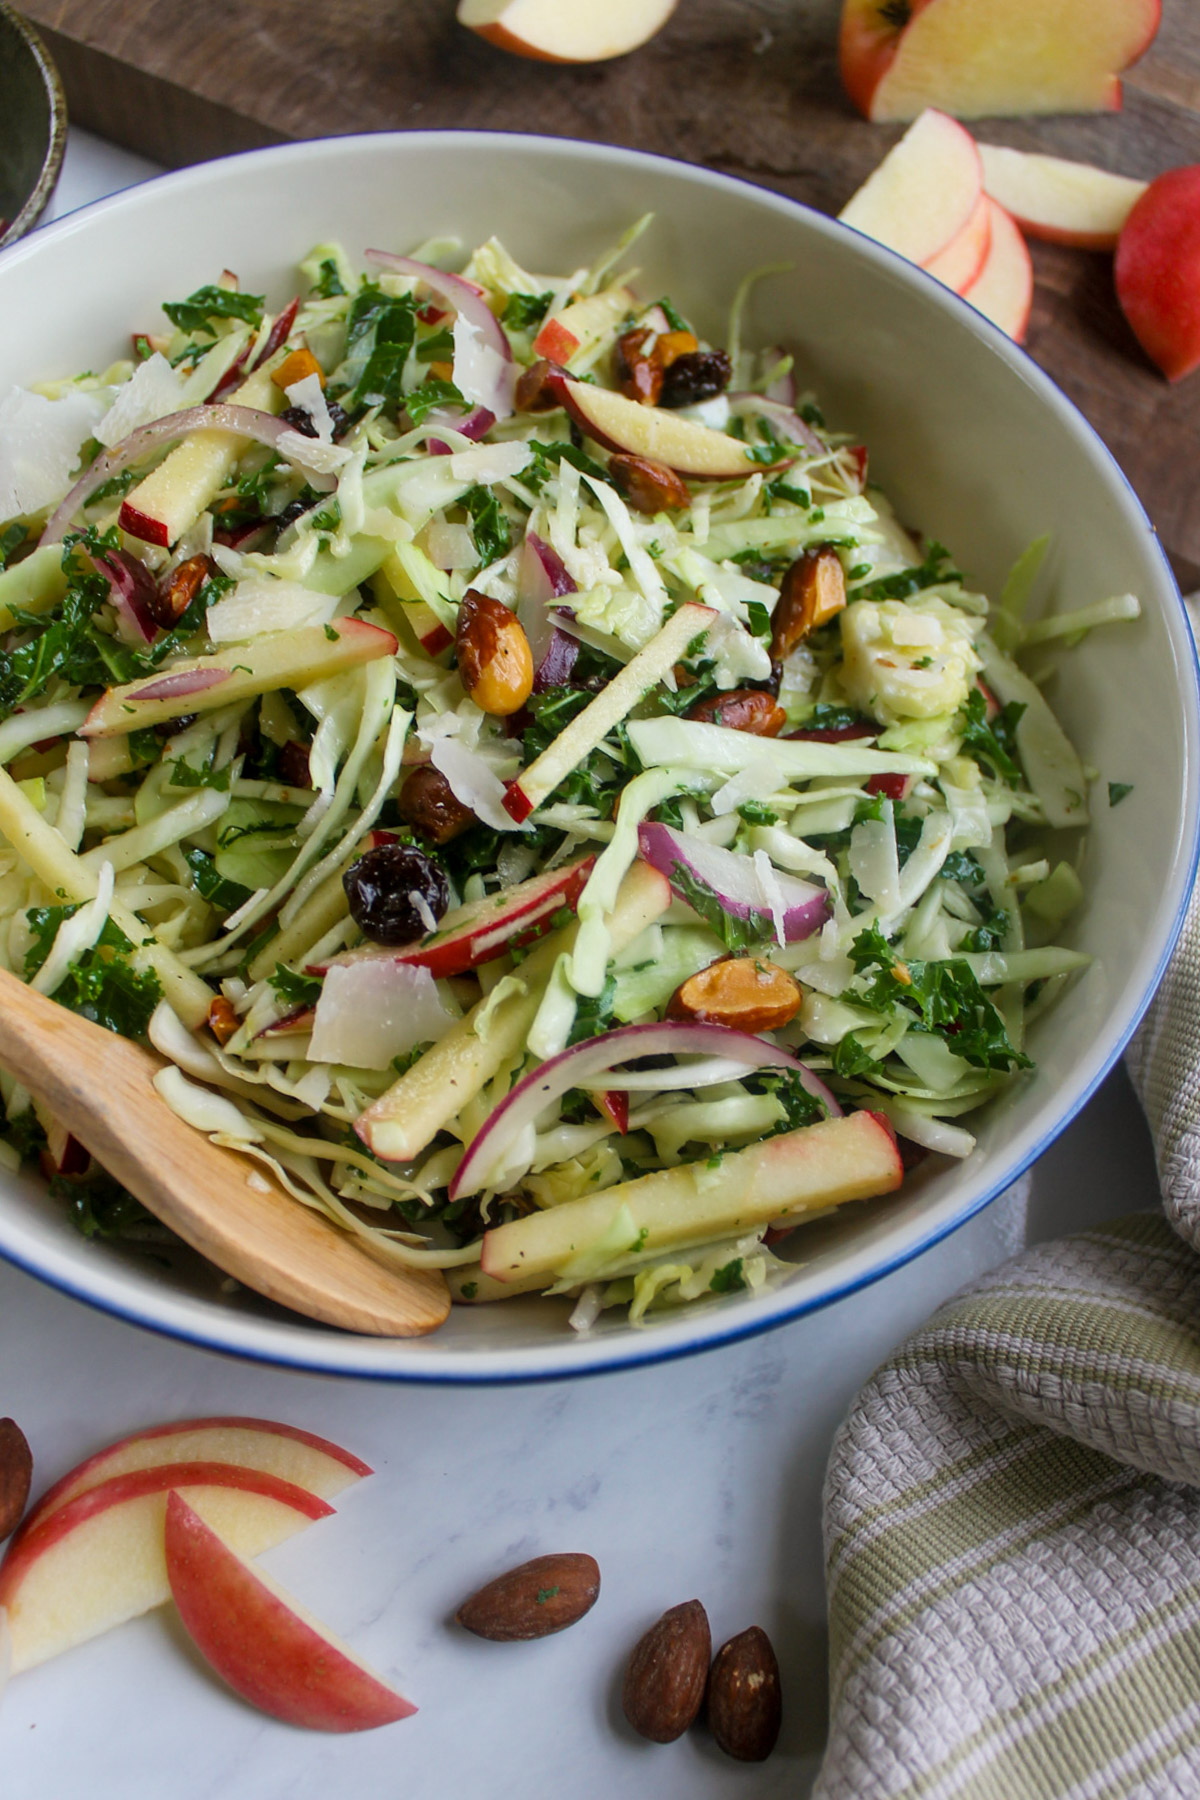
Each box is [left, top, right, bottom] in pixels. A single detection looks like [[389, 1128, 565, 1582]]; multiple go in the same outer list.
[[0, 131, 1165, 1800]]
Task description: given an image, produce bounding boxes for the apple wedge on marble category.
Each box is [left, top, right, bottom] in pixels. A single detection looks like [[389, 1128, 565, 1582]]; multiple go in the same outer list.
[[164, 1493, 414, 1732], [0, 1462, 334, 1673]]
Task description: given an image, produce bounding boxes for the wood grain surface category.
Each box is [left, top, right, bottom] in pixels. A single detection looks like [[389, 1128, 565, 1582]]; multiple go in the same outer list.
[[21, 0, 1200, 570], [0, 969, 450, 1336]]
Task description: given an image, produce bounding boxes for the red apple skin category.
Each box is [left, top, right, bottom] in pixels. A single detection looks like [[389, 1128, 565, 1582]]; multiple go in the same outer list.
[[1115, 166, 1200, 382], [165, 1493, 416, 1732], [118, 501, 172, 547], [0, 1462, 332, 1608], [23, 1418, 371, 1533], [840, 0, 1159, 121], [531, 318, 581, 362]]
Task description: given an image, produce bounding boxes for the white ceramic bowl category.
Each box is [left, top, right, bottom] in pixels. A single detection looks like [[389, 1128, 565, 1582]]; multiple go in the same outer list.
[[0, 133, 1195, 1382]]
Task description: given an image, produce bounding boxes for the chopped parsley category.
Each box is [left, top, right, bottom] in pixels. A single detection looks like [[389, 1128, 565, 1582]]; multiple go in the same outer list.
[[162, 284, 265, 336], [330, 285, 417, 413], [405, 375, 465, 427], [268, 965, 322, 1009], [852, 540, 961, 604], [463, 483, 511, 567], [710, 1259, 746, 1293], [502, 291, 553, 330], [959, 688, 1026, 787], [23, 909, 162, 1040], [182, 848, 253, 914], [312, 257, 347, 298], [1108, 782, 1133, 807], [849, 922, 1030, 1072]]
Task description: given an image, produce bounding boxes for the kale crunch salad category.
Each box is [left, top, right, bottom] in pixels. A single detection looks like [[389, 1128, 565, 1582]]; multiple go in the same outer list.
[[0, 219, 1139, 1331]]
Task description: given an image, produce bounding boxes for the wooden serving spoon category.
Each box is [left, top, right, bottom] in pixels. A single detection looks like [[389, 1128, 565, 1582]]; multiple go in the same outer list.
[[0, 968, 450, 1338]]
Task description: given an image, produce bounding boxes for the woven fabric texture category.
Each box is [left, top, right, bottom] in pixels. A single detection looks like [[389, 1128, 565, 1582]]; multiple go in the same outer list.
[[816, 604, 1200, 1799]]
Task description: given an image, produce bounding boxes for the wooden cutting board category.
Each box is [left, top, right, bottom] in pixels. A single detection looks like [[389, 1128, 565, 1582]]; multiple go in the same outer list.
[[22, 0, 1200, 576]]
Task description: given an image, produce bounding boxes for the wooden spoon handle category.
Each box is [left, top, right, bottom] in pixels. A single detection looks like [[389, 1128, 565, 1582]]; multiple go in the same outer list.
[[0, 970, 450, 1338]]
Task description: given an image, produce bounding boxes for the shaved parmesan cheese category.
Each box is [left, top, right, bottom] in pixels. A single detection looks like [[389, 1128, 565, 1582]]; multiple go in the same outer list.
[[0, 386, 107, 519], [426, 521, 479, 570], [447, 439, 529, 484], [207, 577, 338, 642], [849, 810, 903, 915], [94, 354, 185, 447], [451, 312, 516, 420], [309, 961, 458, 1069], [431, 735, 524, 832], [284, 372, 335, 441], [752, 848, 788, 946]]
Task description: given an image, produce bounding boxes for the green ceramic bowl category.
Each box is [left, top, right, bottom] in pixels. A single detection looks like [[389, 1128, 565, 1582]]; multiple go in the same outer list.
[[0, 4, 66, 250]]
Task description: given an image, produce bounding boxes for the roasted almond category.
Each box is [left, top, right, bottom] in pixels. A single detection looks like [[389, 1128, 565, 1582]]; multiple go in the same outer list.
[[0, 1417, 33, 1541], [771, 546, 847, 660], [614, 327, 663, 405], [456, 1552, 600, 1640], [514, 358, 563, 413], [668, 957, 801, 1033], [622, 1599, 711, 1742], [684, 687, 786, 736], [206, 995, 239, 1045], [608, 452, 691, 515], [151, 553, 214, 629], [706, 1625, 782, 1762], [456, 589, 534, 717]]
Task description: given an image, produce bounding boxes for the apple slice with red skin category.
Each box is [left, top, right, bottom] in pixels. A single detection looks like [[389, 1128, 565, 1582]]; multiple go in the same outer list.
[[1115, 166, 1200, 382], [838, 109, 983, 269], [480, 1109, 904, 1284], [961, 200, 1034, 344], [545, 371, 784, 480], [165, 1493, 415, 1732], [839, 0, 1161, 123], [457, 0, 677, 63], [313, 855, 596, 980], [532, 287, 635, 367], [80, 617, 396, 738], [924, 190, 991, 293], [979, 145, 1147, 250], [0, 1462, 332, 1673], [119, 364, 282, 549], [23, 1418, 371, 1534]]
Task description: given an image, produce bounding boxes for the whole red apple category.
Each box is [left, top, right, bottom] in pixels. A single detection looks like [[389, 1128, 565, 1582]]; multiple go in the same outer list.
[[1115, 166, 1200, 381]]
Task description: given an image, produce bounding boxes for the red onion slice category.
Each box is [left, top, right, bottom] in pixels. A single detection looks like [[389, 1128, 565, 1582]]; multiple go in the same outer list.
[[450, 1019, 839, 1199], [364, 251, 512, 364], [130, 667, 231, 703], [727, 393, 825, 456], [365, 250, 514, 422], [93, 548, 159, 644], [517, 533, 579, 688], [427, 404, 496, 455], [252, 296, 300, 371], [39, 404, 339, 547], [638, 822, 830, 944]]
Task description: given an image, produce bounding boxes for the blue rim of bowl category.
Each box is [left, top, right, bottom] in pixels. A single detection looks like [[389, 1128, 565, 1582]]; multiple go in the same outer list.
[[0, 4, 68, 251], [0, 129, 1196, 1382]]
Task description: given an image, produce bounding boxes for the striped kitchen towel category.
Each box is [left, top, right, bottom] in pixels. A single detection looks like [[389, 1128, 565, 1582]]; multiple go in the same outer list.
[[814, 740, 1200, 1791]]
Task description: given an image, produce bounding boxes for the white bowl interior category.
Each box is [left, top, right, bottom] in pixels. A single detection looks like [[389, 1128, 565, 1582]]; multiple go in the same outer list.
[[0, 132, 1194, 1380]]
